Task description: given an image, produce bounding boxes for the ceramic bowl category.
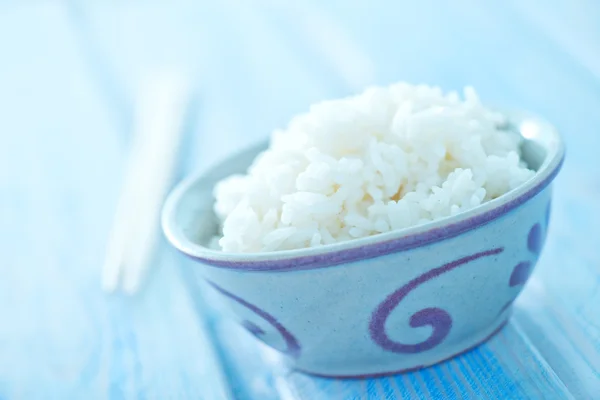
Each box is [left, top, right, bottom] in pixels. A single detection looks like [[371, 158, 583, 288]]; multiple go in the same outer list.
[[162, 110, 564, 378]]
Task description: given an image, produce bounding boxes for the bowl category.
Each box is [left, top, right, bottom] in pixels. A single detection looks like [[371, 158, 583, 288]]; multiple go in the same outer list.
[[162, 109, 564, 378]]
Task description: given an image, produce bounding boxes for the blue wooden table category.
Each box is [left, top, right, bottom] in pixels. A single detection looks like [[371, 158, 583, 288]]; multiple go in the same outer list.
[[1, 1, 599, 398]]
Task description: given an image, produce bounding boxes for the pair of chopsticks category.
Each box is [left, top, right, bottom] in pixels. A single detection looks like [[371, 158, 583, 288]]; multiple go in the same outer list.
[[102, 72, 190, 294]]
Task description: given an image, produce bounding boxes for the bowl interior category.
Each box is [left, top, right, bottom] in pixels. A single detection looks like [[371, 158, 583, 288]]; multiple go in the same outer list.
[[170, 141, 266, 249], [163, 110, 564, 259]]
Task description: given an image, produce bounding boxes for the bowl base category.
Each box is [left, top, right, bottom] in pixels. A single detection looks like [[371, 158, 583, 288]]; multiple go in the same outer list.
[[294, 316, 510, 379]]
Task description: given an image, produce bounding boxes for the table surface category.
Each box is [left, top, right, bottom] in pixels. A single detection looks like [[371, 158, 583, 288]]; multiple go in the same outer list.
[[1, 1, 599, 399]]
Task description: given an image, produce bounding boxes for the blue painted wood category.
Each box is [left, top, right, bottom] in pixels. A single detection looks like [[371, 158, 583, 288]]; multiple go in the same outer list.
[[0, 3, 231, 399], [1, 0, 599, 399]]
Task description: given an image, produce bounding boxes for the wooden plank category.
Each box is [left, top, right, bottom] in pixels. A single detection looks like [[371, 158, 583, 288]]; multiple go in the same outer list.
[[2, 0, 600, 398], [0, 3, 231, 399]]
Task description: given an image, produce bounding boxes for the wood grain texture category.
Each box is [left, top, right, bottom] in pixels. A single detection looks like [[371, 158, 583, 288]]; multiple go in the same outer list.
[[0, 1, 599, 399], [0, 3, 230, 399]]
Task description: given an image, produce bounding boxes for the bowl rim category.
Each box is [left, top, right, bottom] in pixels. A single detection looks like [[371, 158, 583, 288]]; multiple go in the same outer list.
[[162, 109, 565, 272]]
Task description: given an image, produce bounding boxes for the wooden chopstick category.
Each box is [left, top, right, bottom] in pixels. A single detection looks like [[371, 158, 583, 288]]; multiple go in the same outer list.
[[102, 71, 189, 294]]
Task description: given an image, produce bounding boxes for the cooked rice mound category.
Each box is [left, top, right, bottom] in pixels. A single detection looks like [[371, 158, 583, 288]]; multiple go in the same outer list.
[[212, 83, 535, 253]]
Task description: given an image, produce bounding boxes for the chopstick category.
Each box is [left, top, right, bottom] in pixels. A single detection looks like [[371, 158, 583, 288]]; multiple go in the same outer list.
[[102, 71, 190, 294]]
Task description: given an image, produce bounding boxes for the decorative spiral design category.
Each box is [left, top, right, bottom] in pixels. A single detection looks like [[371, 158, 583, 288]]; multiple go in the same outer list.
[[509, 222, 544, 287], [545, 201, 552, 229], [369, 248, 504, 353], [527, 223, 542, 254], [207, 281, 301, 358]]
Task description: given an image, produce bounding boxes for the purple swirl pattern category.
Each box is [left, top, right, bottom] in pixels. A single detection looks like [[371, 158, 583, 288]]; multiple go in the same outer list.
[[207, 281, 301, 358], [242, 320, 265, 336], [509, 222, 544, 287], [369, 248, 504, 354], [509, 261, 532, 287], [527, 223, 542, 254]]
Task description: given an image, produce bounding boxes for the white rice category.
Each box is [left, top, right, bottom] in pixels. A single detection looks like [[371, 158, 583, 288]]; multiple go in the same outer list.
[[212, 83, 535, 253]]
